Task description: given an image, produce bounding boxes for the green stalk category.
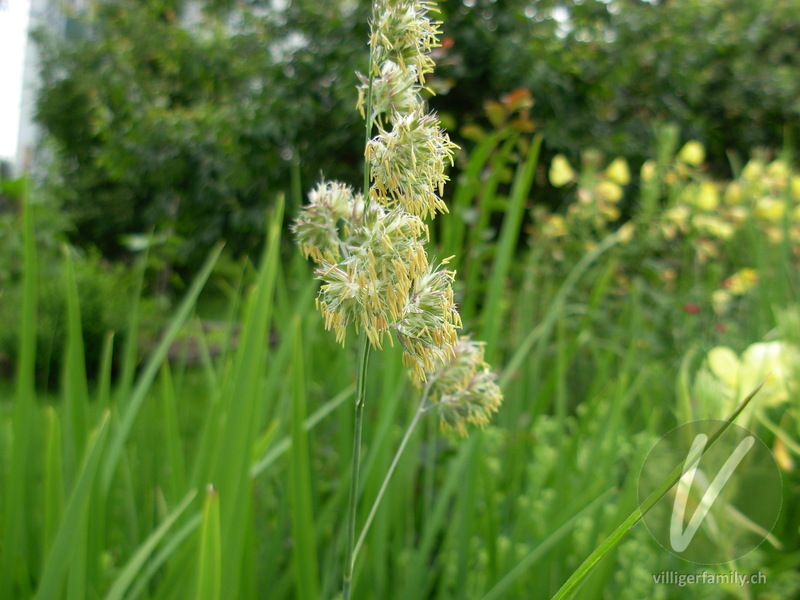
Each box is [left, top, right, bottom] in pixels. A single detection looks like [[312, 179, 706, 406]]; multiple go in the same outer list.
[[342, 9, 377, 596], [362, 71, 375, 210], [342, 334, 371, 600], [352, 381, 432, 561]]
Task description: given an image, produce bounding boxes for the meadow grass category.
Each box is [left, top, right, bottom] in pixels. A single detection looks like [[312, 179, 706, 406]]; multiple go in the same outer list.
[[1, 131, 798, 599]]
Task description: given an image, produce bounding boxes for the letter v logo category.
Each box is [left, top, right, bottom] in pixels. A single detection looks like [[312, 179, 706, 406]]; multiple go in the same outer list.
[[669, 433, 755, 552]]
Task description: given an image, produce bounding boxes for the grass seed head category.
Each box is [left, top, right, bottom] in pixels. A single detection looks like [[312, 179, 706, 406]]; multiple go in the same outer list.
[[426, 337, 503, 436]]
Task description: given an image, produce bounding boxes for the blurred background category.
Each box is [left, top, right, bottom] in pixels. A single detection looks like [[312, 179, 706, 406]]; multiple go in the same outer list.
[[1, 1, 799, 599]]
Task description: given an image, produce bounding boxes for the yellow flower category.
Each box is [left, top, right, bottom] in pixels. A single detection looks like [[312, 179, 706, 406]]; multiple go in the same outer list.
[[606, 157, 630, 185], [724, 182, 743, 205], [664, 204, 690, 227], [708, 346, 740, 388], [774, 438, 795, 472], [695, 239, 719, 263], [712, 289, 732, 316], [693, 214, 734, 240], [724, 267, 759, 295], [728, 206, 747, 226], [741, 159, 764, 181], [640, 159, 656, 182], [694, 182, 719, 211], [677, 140, 705, 166], [767, 159, 790, 185], [617, 221, 636, 244], [791, 176, 800, 202], [543, 214, 568, 238], [699, 341, 798, 427], [754, 197, 785, 222], [549, 154, 575, 188], [595, 180, 623, 204]]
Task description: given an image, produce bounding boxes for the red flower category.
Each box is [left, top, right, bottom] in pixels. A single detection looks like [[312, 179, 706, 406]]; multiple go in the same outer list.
[[683, 303, 701, 315]]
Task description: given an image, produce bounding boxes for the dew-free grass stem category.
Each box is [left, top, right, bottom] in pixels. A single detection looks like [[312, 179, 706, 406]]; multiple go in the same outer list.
[[343, 333, 371, 600], [353, 379, 433, 561], [361, 2, 376, 210], [343, 11, 377, 596]]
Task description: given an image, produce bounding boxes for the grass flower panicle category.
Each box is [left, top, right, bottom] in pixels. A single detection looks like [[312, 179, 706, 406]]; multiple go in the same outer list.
[[292, 181, 364, 262], [296, 0, 465, 371], [357, 60, 422, 123], [367, 109, 457, 219], [312, 203, 429, 348], [370, 0, 442, 82], [426, 337, 503, 436], [396, 259, 462, 379]]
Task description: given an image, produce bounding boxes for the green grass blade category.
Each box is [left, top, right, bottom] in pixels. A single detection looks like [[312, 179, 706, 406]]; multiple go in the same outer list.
[[440, 130, 503, 259], [480, 134, 542, 356], [460, 133, 522, 321], [250, 384, 354, 477], [101, 242, 224, 492], [65, 510, 89, 600], [42, 407, 65, 555], [500, 229, 623, 389], [289, 317, 320, 600], [96, 331, 115, 410], [158, 363, 187, 503], [61, 245, 89, 482], [36, 411, 110, 600], [482, 488, 615, 600], [123, 513, 202, 600], [1, 184, 37, 599], [549, 382, 765, 600], [117, 250, 149, 399], [104, 489, 198, 600], [401, 435, 478, 599], [214, 197, 283, 598], [195, 487, 221, 600]]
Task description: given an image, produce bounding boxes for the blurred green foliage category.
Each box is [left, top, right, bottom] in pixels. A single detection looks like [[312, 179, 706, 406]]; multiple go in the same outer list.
[[436, 0, 800, 169], [34, 0, 800, 269], [35, 0, 370, 268]]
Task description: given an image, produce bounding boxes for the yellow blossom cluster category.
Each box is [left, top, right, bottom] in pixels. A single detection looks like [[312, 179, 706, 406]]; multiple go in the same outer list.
[[538, 153, 631, 256], [534, 141, 800, 325], [655, 146, 800, 259]]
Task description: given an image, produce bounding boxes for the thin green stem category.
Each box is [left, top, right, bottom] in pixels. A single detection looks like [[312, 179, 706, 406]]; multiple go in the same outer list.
[[362, 74, 375, 207], [362, 4, 376, 208], [343, 6, 378, 598], [353, 380, 434, 561], [342, 334, 371, 600]]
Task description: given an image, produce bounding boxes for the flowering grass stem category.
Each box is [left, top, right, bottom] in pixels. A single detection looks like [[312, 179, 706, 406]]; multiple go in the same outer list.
[[343, 8, 377, 595], [362, 4, 376, 211], [342, 333, 371, 600]]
